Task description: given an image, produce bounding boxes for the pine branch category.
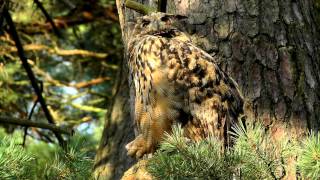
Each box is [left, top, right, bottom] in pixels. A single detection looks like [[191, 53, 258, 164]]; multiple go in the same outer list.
[[0, 116, 73, 135], [3, 8, 66, 148]]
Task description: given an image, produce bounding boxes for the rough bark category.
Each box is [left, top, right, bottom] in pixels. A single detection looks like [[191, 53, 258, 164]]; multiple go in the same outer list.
[[94, 0, 320, 179], [93, 0, 137, 179], [93, 59, 136, 180]]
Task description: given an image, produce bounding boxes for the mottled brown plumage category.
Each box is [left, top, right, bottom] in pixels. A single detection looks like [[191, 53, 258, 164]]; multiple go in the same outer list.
[[126, 12, 244, 158]]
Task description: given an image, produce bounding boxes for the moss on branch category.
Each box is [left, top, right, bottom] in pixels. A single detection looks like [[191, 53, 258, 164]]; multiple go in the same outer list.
[[125, 0, 156, 15]]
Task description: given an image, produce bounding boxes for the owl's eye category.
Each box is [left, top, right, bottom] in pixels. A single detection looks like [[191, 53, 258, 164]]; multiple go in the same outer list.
[[141, 20, 150, 27], [160, 16, 170, 22]]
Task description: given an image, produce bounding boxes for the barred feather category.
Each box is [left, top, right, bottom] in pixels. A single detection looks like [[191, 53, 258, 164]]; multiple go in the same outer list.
[[126, 12, 243, 158]]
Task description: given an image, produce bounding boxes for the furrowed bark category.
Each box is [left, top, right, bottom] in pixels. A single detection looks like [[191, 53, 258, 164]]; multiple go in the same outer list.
[[94, 0, 320, 179]]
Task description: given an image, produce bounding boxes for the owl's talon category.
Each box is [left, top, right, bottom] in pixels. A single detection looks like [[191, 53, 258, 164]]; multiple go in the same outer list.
[[126, 135, 153, 158], [136, 149, 145, 159], [126, 142, 137, 157]]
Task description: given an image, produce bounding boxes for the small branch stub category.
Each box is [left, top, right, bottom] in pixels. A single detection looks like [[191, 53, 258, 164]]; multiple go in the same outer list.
[[125, 0, 156, 15]]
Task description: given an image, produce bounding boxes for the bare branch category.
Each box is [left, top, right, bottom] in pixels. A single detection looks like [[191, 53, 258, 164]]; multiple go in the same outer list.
[[32, 66, 111, 89], [1, 43, 108, 58], [72, 77, 111, 89], [0, 116, 73, 135], [15, 6, 118, 35], [33, 128, 55, 143], [3, 8, 66, 148], [23, 98, 39, 146], [34, 0, 62, 37]]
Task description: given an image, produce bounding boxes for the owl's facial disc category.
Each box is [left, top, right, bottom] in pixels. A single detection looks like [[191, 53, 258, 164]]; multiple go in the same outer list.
[[148, 18, 177, 38], [132, 13, 188, 38]]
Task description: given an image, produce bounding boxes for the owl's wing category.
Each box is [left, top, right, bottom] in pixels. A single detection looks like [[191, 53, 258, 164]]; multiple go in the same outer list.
[[166, 39, 244, 143], [128, 37, 155, 129], [128, 36, 177, 129]]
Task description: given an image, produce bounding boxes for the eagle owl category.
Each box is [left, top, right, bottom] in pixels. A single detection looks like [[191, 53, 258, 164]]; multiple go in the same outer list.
[[126, 12, 244, 158]]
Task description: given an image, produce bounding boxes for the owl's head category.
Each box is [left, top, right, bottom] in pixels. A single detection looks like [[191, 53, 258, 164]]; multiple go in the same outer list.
[[131, 12, 187, 38]]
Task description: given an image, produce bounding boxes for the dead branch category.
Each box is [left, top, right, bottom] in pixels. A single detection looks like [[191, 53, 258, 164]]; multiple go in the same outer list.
[[53, 48, 108, 58], [34, 0, 62, 37], [23, 97, 39, 146], [32, 65, 111, 89], [3, 8, 66, 148], [0, 116, 73, 135], [1, 43, 108, 58], [15, 6, 118, 34], [72, 77, 111, 88]]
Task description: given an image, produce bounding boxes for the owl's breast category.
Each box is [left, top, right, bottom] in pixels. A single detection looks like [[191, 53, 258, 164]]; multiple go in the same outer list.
[[129, 36, 186, 112]]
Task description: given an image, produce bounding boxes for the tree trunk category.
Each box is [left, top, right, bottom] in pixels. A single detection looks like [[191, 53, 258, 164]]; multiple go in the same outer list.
[[93, 0, 320, 179]]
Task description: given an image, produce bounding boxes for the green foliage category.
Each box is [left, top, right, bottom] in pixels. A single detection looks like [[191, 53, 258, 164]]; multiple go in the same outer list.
[[0, 62, 21, 106], [0, 133, 95, 180], [148, 122, 320, 180], [0, 0, 118, 179], [1, 0, 121, 133], [41, 135, 94, 180], [297, 132, 320, 179], [0, 137, 35, 179], [230, 121, 297, 179], [148, 125, 238, 179]]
